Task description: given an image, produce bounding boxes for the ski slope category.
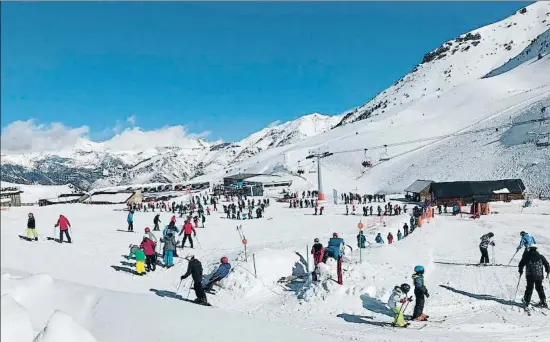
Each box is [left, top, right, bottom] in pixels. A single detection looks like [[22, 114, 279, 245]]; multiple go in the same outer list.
[[1, 197, 550, 341]]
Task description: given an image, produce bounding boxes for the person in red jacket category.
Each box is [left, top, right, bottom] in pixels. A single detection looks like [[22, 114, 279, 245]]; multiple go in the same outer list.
[[387, 232, 394, 244], [54, 214, 71, 243], [179, 220, 196, 248], [140, 235, 157, 272]]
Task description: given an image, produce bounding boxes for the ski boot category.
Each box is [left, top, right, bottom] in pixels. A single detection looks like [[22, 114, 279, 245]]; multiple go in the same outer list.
[[535, 300, 548, 308], [414, 313, 428, 321]]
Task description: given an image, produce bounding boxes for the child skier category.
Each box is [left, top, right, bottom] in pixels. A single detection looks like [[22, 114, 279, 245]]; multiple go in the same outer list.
[[26, 213, 38, 241], [518, 244, 549, 308], [412, 265, 429, 321], [127, 210, 134, 232], [203, 256, 231, 292], [387, 232, 394, 244], [375, 233, 384, 244], [479, 232, 495, 265], [387, 283, 413, 327], [140, 235, 157, 272], [162, 232, 177, 268], [327, 233, 345, 285], [128, 244, 146, 275], [153, 214, 161, 231], [311, 238, 325, 266], [397, 230, 403, 241]]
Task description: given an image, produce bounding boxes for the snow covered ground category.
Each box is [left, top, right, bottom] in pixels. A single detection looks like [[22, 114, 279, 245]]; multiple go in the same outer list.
[[2, 196, 550, 341]]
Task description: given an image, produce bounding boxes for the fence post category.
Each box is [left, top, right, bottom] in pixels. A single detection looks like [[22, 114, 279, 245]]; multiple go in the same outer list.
[[252, 253, 257, 278], [306, 245, 311, 287]]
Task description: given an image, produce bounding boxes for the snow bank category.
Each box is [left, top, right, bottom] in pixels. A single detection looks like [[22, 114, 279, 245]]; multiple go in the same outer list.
[[1, 294, 34, 342], [33, 311, 98, 342]]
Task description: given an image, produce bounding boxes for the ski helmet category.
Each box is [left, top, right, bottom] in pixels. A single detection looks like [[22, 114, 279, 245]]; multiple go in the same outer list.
[[145, 227, 151, 232], [28, 213, 33, 217], [488, 232, 494, 237], [333, 232, 339, 238], [221, 256, 228, 264], [400, 283, 411, 293], [520, 231, 526, 236], [414, 265, 424, 274], [314, 238, 320, 243]]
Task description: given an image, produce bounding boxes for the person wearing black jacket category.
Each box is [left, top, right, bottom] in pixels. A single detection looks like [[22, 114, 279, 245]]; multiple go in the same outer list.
[[181, 255, 208, 305], [518, 245, 550, 308], [153, 214, 161, 231], [26, 213, 38, 241]]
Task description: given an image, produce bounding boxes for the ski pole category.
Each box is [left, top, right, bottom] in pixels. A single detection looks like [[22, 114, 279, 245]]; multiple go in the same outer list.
[[513, 275, 521, 301], [492, 245, 495, 265], [194, 236, 202, 249], [508, 250, 519, 266], [176, 279, 183, 294], [187, 279, 194, 299]]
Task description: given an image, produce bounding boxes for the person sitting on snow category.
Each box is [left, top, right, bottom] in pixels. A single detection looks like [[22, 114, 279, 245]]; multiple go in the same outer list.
[[387, 283, 413, 327], [375, 233, 384, 244], [203, 257, 232, 292]]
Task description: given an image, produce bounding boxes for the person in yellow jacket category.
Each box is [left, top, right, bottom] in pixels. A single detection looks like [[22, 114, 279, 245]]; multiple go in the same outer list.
[[128, 244, 146, 275]]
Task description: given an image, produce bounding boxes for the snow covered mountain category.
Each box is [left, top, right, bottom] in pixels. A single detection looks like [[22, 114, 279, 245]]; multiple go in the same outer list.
[[0, 113, 340, 190], [335, 3, 550, 127]]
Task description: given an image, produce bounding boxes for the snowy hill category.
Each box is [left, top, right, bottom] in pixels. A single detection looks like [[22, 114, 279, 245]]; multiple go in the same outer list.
[[1, 114, 340, 190], [335, 2, 550, 127]]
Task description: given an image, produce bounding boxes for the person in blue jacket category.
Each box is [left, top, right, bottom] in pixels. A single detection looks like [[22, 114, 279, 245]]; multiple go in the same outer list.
[[517, 231, 536, 255], [203, 257, 231, 291], [127, 210, 134, 232], [327, 233, 345, 285], [375, 233, 384, 244], [357, 231, 366, 248]]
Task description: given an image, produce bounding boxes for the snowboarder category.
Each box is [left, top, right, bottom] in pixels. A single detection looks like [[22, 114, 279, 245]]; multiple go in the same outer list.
[[180, 220, 196, 248], [128, 244, 146, 275], [397, 229, 403, 241], [54, 214, 71, 243], [518, 244, 549, 308], [26, 213, 38, 241], [327, 233, 345, 285], [357, 231, 366, 249], [387, 232, 394, 244], [375, 233, 384, 244], [387, 283, 412, 327], [162, 232, 176, 267], [203, 256, 231, 292], [411, 265, 429, 321], [127, 211, 134, 232], [311, 238, 325, 266], [181, 255, 208, 305], [140, 235, 157, 272], [153, 214, 161, 231], [479, 232, 495, 265], [517, 231, 536, 256]]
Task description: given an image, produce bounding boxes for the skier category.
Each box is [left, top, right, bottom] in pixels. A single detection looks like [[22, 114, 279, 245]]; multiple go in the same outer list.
[[375, 233, 384, 244], [128, 244, 146, 275], [357, 231, 366, 249], [387, 232, 394, 244], [397, 229, 403, 241], [162, 231, 176, 268], [180, 220, 196, 248], [180, 255, 208, 305], [518, 244, 549, 308], [517, 231, 536, 256], [26, 213, 38, 241], [203, 256, 231, 292], [153, 214, 161, 231], [327, 233, 345, 285], [140, 235, 157, 272], [411, 265, 429, 321], [54, 214, 72, 243], [387, 283, 413, 327], [479, 232, 495, 265], [311, 238, 325, 266], [127, 210, 134, 232], [144, 227, 157, 243]]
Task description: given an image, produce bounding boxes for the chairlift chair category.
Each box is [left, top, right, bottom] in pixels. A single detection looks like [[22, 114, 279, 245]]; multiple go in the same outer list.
[[379, 145, 391, 162], [309, 160, 317, 173], [361, 149, 373, 168]]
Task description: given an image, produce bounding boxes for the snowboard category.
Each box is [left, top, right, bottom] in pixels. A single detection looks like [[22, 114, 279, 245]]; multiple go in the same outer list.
[[116, 229, 136, 233], [18, 235, 36, 242], [46, 237, 63, 243]]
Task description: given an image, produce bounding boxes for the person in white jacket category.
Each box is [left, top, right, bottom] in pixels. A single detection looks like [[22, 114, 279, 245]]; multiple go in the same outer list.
[[387, 283, 412, 327]]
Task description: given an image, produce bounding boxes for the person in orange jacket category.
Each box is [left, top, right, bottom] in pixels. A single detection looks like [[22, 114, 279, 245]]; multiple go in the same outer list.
[[180, 220, 196, 248]]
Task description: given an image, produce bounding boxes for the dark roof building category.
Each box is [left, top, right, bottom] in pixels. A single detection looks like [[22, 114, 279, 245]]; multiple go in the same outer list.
[[430, 179, 525, 204], [404, 180, 434, 202]]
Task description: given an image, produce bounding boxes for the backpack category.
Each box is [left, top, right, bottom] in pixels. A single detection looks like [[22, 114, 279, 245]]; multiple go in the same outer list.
[[526, 258, 545, 280]]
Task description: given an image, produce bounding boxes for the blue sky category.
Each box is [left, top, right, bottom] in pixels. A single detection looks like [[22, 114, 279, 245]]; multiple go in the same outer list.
[[1, 1, 531, 142]]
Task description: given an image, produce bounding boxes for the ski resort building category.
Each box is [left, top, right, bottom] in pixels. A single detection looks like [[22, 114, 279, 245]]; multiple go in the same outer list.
[[38, 193, 87, 206], [429, 179, 526, 205], [0, 186, 23, 207], [84, 190, 142, 205], [404, 180, 434, 202]]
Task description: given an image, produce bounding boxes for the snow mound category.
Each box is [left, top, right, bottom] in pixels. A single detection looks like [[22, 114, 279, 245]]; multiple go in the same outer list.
[[33, 311, 98, 342], [1, 294, 34, 342]]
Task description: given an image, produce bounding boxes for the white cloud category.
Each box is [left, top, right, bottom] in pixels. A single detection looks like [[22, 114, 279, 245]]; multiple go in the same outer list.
[[103, 126, 211, 151], [0, 120, 89, 154], [126, 115, 136, 125], [267, 120, 281, 128]]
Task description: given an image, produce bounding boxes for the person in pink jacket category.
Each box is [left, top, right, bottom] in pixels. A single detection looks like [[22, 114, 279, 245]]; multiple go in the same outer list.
[[54, 214, 71, 243], [140, 235, 157, 272], [179, 220, 196, 249]]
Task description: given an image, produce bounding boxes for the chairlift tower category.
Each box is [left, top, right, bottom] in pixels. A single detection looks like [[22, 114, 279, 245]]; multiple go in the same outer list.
[[305, 149, 333, 201]]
